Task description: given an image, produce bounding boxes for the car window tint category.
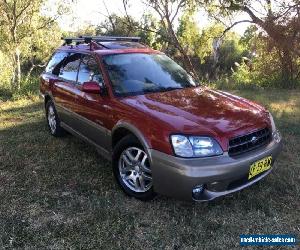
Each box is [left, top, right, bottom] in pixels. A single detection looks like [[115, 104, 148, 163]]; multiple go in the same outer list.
[[46, 52, 68, 75], [77, 55, 104, 87], [59, 53, 81, 82]]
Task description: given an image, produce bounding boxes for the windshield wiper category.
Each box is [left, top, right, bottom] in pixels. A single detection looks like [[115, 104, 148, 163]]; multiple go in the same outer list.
[[141, 87, 183, 93], [158, 87, 183, 92]]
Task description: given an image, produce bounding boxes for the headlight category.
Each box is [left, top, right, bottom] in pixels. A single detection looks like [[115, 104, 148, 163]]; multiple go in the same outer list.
[[171, 135, 223, 158], [268, 112, 276, 132], [268, 111, 281, 142]]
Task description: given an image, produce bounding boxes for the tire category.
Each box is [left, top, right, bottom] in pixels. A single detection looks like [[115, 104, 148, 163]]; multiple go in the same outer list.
[[112, 135, 156, 201], [45, 100, 66, 137]]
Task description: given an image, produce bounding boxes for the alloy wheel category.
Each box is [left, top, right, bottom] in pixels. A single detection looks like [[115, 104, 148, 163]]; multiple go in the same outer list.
[[118, 147, 152, 192], [48, 105, 56, 134]]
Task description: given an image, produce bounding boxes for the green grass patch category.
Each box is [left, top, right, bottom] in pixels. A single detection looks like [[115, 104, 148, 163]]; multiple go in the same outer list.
[[0, 89, 299, 249]]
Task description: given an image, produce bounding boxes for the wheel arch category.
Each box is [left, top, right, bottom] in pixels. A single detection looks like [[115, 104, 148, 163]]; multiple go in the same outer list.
[[44, 93, 52, 108], [111, 122, 151, 154]]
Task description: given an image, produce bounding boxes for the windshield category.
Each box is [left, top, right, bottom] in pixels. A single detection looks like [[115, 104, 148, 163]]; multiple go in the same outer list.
[[103, 53, 197, 96]]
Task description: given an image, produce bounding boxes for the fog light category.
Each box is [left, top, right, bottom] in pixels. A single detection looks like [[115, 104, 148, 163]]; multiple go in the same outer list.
[[192, 185, 204, 200]]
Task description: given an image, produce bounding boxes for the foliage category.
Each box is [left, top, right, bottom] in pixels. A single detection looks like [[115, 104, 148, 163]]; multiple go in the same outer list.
[[205, 0, 300, 86], [216, 42, 284, 89], [0, 73, 42, 101], [0, 51, 13, 88], [95, 13, 162, 49], [144, 0, 199, 76], [177, 10, 202, 57], [138, 14, 162, 50], [0, 0, 45, 89], [96, 14, 139, 36], [230, 61, 253, 86], [249, 38, 282, 87], [218, 32, 249, 73], [197, 24, 224, 63], [222, 27, 300, 89], [0, 0, 300, 96], [178, 20, 248, 81], [0, 0, 65, 91], [239, 25, 257, 50]]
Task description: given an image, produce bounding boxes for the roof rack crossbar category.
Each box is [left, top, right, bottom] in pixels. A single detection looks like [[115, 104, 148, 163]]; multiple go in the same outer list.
[[62, 36, 142, 49], [62, 36, 140, 43], [79, 36, 141, 42], [63, 37, 85, 45]]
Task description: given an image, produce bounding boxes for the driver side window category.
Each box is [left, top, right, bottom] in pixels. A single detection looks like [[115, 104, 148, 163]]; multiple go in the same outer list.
[[77, 55, 104, 87]]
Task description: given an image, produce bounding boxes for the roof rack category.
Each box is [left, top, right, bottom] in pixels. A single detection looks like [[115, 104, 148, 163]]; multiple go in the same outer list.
[[63, 37, 85, 45], [62, 36, 141, 47], [80, 36, 141, 42]]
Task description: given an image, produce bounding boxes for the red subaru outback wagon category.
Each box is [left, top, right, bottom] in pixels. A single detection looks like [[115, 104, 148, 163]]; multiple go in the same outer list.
[[40, 36, 282, 201]]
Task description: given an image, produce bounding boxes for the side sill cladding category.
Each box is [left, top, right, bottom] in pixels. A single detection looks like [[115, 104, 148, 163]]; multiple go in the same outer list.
[[61, 122, 111, 160]]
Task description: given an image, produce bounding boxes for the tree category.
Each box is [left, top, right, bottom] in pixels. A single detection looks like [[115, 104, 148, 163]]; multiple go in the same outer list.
[[204, 0, 300, 85], [138, 13, 162, 49], [177, 9, 201, 57], [218, 32, 248, 73], [96, 12, 139, 36], [143, 0, 198, 77], [239, 25, 258, 51], [23, 23, 62, 83], [0, 0, 64, 91]]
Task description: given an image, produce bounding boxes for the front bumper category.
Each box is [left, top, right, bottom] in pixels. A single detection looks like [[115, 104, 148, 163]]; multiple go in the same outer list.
[[150, 137, 282, 201]]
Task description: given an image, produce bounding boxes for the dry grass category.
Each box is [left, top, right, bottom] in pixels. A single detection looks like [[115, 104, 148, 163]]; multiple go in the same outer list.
[[0, 89, 299, 249]]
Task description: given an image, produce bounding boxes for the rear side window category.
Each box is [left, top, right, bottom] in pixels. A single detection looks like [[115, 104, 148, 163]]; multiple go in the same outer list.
[[45, 52, 68, 74], [77, 55, 104, 87], [59, 53, 81, 82]]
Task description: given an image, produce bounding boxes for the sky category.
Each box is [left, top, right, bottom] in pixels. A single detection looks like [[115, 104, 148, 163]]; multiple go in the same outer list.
[[47, 0, 251, 35]]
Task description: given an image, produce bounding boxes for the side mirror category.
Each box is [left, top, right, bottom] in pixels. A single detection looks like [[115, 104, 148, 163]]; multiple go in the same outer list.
[[82, 81, 101, 94]]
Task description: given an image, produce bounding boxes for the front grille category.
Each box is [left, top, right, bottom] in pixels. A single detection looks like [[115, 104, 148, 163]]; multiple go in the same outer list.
[[228, 127, 271, 156]]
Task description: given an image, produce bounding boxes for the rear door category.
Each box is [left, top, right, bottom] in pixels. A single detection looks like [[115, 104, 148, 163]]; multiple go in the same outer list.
[[41, 51, 69, 104], [51, 53, 81, 125]]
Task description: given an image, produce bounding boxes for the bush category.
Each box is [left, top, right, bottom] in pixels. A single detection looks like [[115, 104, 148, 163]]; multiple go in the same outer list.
[[231, 62, 253, 86], [0, 75, 40, 101], [212, 62, 261, 90], [11, 76, 40, 99], [213, 57, 300, 90], [0, 51, 13, 88]]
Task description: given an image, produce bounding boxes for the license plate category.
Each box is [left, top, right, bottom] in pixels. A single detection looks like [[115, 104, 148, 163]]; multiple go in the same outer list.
[[248, 156, 272, 180]]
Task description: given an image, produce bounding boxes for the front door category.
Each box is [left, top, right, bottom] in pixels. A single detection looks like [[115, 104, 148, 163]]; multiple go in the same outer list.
[[71, 53, 112, 152]]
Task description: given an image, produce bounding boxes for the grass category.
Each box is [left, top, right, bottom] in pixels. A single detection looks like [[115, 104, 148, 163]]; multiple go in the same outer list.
[[0, 89, 299, 249]]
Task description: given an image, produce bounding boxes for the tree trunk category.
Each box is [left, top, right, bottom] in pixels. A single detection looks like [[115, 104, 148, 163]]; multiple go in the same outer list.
[[15, 48, 21, 90], [278, 46, 295, 85], [25, 61, 46, 83], [11, 48, 21, 91], [240, 5, 298, 85]]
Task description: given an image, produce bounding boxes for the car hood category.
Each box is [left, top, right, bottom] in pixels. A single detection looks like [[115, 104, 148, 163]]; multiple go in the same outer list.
[[120, 87, 270, 147]]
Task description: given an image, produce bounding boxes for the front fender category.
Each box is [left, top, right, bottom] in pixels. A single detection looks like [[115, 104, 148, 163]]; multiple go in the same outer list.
[[111, 121, 152, 154]]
